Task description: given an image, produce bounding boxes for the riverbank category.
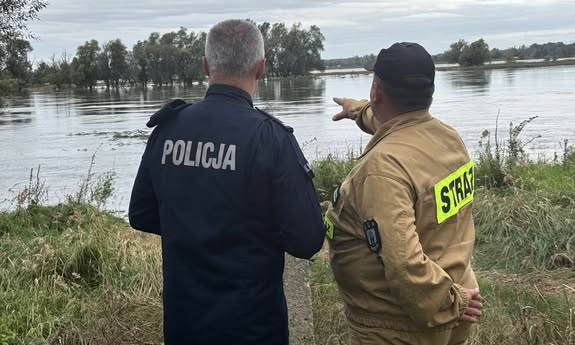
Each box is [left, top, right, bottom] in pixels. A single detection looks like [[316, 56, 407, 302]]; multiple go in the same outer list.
[[1, 128, 574, 344], [316, 58, 575, 76]]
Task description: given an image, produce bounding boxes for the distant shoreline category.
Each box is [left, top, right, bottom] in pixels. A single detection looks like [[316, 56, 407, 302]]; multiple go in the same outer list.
[[317, 58, 575, 76]]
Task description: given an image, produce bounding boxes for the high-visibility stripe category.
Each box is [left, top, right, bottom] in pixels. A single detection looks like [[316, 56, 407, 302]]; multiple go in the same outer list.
[[434, 160, 474, 224]]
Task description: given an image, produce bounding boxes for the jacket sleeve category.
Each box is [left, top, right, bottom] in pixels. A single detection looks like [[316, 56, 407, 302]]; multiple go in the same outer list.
[[356, 174, 469, 327], [349, 100, 381, 135], [271, 131, 326, 259], [128, 134, 161, 235]]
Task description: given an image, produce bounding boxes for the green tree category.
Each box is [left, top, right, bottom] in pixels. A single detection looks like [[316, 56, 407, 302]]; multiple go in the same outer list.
[[96, 44, 111, 88], [307, 25, 326, 72], [503, 49, 517, 63], [1, 0, 46, 94], [132, 40, 149, 87], [125, 51, 139, 87], [261, 22, 324, 77], [444, 39, 467, 64], [145, 33, 163, 86], [107, 39, 128, 88], [159, 32, 178, 85], [32, 60, 49, 84], [46, 53, 73, 88], [2, 38, 32, 80], [459, 39, 491, 66], [267, 23, 288, 76], [0, 0, 47, 40], [176, 30, 206, 86], [72, 40, 100, 89]]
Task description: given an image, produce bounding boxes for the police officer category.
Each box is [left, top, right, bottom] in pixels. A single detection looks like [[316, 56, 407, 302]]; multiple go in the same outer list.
[[326, 42, 483, 345], [129, 19, 325, 345]]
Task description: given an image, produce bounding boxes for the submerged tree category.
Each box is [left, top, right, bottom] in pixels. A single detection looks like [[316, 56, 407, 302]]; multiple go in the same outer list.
[[459, 39, 491, 67], [259, 22, 325, 77], [444, 39, 468, 64], [29, 20, 325, 89], [71, 40, 100, 89]]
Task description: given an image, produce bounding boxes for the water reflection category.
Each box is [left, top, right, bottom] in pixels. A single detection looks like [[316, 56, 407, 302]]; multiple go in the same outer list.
[[501, 69, 517, 87], [257, 78, 325, 102], [445, 69, 492, 91], [0, 111, 32, 125]]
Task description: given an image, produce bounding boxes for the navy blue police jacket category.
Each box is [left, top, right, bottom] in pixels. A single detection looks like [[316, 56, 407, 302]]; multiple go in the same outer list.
[[128, 84, 326, 345]]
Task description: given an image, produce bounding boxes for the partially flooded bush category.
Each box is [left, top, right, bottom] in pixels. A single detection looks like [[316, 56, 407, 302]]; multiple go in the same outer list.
[[475, 116, 540, 189], [69, 151, 116, 209]]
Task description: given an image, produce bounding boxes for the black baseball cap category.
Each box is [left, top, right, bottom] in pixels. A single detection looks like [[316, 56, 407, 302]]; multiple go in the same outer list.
[[367, 42, 435, 98]]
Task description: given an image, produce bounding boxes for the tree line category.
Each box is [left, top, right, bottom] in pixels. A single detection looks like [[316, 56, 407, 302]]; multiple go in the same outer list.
[[0, 21, 325, 93], [433, 39, 575, 66], [324, 54, 377, 70], [324, 40, 575, 70]]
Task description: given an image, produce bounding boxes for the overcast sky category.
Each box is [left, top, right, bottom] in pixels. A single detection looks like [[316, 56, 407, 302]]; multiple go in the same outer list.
[[27, 0, 575, 63]]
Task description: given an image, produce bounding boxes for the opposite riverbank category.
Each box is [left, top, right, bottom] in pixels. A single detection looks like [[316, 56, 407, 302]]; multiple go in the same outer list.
[[316, 58, 575, 76]]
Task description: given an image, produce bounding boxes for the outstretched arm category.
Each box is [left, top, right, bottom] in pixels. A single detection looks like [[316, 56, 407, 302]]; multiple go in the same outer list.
[[332, 98, 381, 135]]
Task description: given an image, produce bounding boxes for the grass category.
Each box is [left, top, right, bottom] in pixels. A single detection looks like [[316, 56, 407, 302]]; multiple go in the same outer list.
[[0, 203, 164, 345], [310, 260, 575, 345], [473, 188, 575, 271], [0, 167, 163, 345], [312, 152, 358, 203]]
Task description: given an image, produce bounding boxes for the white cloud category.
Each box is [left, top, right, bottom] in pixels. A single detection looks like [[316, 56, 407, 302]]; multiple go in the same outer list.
[[26, 0, 575, 61]]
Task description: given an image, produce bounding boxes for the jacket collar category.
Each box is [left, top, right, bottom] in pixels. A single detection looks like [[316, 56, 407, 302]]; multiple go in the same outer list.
[[361, 109, 433, 158], [205, 84, 254, 107]]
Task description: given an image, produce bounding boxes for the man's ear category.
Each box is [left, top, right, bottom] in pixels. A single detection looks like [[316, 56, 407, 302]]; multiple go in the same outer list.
[[370, 78, 380, 103], [255, 59, 266, 80], [202, 56, 210, 76]]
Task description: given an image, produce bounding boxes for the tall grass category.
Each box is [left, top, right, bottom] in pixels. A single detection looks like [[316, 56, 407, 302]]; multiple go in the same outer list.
[[312, 152, 357, 203], [0, 168, 163, 345], [473, 188, 575, 271], [310, 259, 575, 345]]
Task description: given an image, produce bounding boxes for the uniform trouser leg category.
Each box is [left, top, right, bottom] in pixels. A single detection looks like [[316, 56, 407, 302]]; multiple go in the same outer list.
[[348, 319, 473, 345]]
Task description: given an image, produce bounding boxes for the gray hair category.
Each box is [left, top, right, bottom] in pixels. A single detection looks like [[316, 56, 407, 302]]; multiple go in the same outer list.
[[205, 19, 265, 78]]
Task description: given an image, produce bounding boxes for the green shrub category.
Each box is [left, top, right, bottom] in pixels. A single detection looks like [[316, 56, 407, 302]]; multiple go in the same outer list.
[[312, 153, 356, 203], [475, 116, 540, 189]]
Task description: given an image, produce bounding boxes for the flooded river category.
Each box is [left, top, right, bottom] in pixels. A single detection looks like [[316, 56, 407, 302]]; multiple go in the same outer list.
[[1, 65, 574, 212]]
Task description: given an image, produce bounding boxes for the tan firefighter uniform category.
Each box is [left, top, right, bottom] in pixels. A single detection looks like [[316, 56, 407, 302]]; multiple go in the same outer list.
[[325, 100, 478, 345]]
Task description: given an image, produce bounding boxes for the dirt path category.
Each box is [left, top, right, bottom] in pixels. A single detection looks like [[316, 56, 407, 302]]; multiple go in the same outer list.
[[284, 254, 316, 345]]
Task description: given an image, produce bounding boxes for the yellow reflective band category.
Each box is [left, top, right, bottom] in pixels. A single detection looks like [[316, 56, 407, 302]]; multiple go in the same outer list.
[[434, 160, 474, 224], [324, 213, 334, 240]]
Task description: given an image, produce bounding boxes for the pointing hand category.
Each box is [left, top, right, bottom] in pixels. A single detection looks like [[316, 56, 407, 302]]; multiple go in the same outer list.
[[332, 97, 361, 121]]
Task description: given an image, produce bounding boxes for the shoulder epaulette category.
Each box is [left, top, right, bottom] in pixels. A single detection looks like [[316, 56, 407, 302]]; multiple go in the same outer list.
[[146, 99, 193, 128], [255, 107, 293, 133]]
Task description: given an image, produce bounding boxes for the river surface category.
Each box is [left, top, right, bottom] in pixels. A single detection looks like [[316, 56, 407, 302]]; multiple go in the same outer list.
[[1, 65, 574, 212]]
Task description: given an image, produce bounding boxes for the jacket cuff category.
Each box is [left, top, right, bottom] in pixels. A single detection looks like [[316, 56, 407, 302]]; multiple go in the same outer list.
[[453, 283, 470, 317], [352, 101, 373, 133], [349, 99, 369, 120]]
